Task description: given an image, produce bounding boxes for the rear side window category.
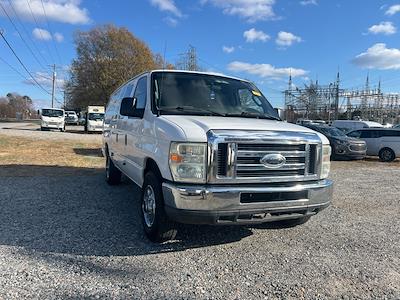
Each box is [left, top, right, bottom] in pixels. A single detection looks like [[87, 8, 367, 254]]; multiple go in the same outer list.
[[360, 130, 372, 138]]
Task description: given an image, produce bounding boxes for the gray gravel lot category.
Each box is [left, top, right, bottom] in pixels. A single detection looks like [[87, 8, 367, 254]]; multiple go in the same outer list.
[[0, 123, 399, 299], [0, 122, 102, 142]]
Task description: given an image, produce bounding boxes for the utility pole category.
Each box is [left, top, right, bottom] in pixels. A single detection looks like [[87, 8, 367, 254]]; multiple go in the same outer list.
[[51, 64, 56, 108]]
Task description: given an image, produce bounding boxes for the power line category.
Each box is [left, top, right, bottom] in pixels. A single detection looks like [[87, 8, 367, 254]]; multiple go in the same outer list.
[[39, 0, 62, 65], [0, 29, 51, 95], [7, 0, 50, 68], [0, 1, 47, 71], [25, 0, 55, 64], [0, 55, 30, 82]]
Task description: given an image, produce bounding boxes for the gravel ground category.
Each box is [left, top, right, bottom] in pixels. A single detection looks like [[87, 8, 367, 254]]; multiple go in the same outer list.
[[0, 123, 399, 299]]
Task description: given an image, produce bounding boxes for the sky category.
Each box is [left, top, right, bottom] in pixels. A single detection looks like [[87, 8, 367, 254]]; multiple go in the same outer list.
[[1, 0, 400, 109]]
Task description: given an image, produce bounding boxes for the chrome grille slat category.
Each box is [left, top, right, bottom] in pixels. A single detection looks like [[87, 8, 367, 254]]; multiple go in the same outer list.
[[236, 163, 305, 171], [237, 150, 306, 157]]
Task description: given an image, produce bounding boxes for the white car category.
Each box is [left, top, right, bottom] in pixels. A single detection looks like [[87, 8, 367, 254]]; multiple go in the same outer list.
[[347, 128, 400, 162], [332, 120, 383, 132], [65, 111, 79, 125], [40, 108, 65, 131], [103, 70, 333, 242]]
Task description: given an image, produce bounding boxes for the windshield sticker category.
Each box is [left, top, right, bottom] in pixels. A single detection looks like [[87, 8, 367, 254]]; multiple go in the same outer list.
[[252, 90, 261, 97]]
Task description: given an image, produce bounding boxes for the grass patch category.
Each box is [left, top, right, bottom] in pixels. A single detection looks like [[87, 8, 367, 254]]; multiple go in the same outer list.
[[0, 134, 104, 177]]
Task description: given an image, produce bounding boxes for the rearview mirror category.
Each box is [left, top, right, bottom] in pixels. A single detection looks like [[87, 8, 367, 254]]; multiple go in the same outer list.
[[120, 97, 137, 117]]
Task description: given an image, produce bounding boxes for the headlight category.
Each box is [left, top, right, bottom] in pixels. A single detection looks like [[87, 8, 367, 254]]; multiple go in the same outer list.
[[335, 139, 348, 146], [169, 142, 207, 183], [320, 144, 331, 179]]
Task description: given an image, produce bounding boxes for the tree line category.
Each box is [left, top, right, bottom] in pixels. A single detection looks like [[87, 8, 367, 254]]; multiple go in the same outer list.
[[65, 24, 177, 109], [0, 93, 36, 119]]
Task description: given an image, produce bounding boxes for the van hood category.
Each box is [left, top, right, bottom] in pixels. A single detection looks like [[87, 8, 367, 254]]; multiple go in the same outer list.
[[160, 115, 330, 144]]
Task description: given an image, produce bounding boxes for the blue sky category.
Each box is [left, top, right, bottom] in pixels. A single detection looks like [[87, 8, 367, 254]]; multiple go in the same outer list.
[[1, 0, 400, 108]]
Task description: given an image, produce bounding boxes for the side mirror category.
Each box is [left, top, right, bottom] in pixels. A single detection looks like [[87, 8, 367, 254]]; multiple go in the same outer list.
[[120, 97, 137, 117], [274, 108, 284, 120]]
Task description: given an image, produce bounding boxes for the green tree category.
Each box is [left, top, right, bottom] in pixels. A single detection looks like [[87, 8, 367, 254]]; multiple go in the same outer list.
[[66, 25, 160, 109]]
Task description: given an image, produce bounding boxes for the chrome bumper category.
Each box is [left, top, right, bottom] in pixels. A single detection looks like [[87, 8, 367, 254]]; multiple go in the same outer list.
[[162, 179, 333, 225]]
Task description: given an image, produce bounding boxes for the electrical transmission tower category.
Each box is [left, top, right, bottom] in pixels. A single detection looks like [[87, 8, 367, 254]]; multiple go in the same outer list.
[[176, 45, 201, 71]]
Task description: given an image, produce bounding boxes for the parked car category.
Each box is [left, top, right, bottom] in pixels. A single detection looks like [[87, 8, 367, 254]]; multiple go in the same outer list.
[[347, 128, 400, 162], [296, 119, 325, 126], [64, 111, 79, 125], [103, 70, 333, 242], [332, 120, 383, 132], [78, 114, 86, 126], [40, 108, 65, 132], [303, 124, 366, 160], [393, 124, 400, 129]]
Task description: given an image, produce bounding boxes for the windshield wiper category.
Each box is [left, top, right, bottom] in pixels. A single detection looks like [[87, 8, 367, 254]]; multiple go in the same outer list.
[[159, 106, 225, 117], [225, 111, 281, 121]]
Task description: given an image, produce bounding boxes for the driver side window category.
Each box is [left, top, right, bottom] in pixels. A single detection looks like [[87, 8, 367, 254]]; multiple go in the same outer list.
[[238, 89, 264, 113], [347, 130, 361, 138]]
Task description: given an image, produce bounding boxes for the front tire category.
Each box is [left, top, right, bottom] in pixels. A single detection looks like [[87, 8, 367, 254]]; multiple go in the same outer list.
[[141, 172, 177, 242], [379, 148, 395, 162], [105, 154, 121, 185]]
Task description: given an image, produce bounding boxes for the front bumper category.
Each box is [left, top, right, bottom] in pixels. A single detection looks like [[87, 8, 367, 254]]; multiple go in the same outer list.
[[333, 144, 366, 159], [162, 179, 333, 225]]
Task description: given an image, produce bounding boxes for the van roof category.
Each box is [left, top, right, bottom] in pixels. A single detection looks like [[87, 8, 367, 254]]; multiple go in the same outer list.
[[41, 107, 64, 111], [333, 120, 383, 127]]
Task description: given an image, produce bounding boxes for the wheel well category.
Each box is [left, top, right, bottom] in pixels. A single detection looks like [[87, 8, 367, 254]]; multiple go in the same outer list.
[[143, 158, 162, 179]]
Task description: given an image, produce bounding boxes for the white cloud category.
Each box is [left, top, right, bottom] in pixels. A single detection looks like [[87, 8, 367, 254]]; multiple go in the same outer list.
[[201, 0, 276, 22], [222, 46, 235, 53], [300, 0, 317, 5], [385, 4, 400, 16], [276, 31, 302, 47], [352, 43, 400, 70], [368, 21, 396, 35], [150, 0, 182, 17], [163, 16, 178, 27], [4, 0, 90, 25], [243, 28, 270, 43], [32, 28, 52, 41], [24, 71, 65, 88], [53, 32, 64, 42], [227, 61, 308, 79]]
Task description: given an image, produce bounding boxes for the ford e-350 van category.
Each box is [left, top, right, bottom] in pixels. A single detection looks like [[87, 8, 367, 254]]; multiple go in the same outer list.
[[103, 70, 333, 242]]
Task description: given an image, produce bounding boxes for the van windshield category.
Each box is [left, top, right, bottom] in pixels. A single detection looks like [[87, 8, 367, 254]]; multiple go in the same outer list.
[[152, 72, 279, 120], [88, 113, 104, 121], [42, 109, 63, 117]]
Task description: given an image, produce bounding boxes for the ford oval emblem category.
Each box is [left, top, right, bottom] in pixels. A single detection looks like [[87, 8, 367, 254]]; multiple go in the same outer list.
[[260, 154, 286, 168]]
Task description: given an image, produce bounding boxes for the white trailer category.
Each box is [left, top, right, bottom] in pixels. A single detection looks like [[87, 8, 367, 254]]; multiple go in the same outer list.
[[84, 106, 105, 132]]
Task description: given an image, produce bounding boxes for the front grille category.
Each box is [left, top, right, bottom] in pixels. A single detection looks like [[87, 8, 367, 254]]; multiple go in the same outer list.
[[240, 191, 308, 203], [216, 141, 319, 181], [235, 143, 310, 178], [349, 143, 366, 152]]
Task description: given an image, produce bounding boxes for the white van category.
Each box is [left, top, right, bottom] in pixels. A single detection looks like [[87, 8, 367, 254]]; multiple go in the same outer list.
[[103, 70, 333, 242], [40, 108, 65, 131], [84, 106, 105, 132], [347, 128, 400, 161], [332, 120, 383, 132]]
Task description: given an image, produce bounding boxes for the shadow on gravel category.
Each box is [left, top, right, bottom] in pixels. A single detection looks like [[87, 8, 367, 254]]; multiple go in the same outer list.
[[73, 148, 103, 157], [1, 127, 40, 131], [0, 164, 253, 257]]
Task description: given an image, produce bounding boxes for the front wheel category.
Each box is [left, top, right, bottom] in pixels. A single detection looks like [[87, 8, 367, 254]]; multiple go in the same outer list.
[[141, 172, 177, 242], [379, 148, 395, 162]]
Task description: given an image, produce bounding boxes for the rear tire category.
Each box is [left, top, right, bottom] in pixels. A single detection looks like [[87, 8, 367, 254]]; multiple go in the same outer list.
[[105, 153, 121, 185], [141, 172, 177, 242], [379, 148, 395, 162]]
